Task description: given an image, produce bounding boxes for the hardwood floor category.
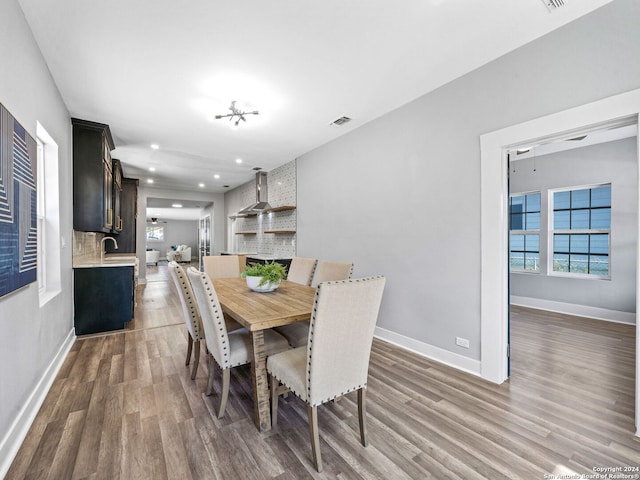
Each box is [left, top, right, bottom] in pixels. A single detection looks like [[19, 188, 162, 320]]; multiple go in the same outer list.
[[7, 270, 640, 479]]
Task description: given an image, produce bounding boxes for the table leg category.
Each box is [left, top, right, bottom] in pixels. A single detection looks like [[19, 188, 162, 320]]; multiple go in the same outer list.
[[249, 330, 271, 432]]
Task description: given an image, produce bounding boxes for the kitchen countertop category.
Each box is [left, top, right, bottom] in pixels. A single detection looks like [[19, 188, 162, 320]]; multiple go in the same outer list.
[[247, 254, 293, 261], [73, 254, 138, 269]]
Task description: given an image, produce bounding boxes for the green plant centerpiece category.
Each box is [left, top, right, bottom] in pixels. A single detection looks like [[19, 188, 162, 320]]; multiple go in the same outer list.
[[241, 261, 287, 292]]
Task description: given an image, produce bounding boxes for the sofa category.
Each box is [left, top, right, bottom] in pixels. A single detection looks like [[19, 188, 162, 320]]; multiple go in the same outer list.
[[146, 249, 160, 265], [167, 244, 192, 262]]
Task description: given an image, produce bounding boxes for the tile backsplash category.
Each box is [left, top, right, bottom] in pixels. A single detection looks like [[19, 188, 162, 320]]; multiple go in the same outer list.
[[228, 160, 297, 258], [72, 230, 104, 262]]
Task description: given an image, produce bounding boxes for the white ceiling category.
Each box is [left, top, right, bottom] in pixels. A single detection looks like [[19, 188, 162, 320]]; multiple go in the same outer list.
[[19, 0, 612, 195]]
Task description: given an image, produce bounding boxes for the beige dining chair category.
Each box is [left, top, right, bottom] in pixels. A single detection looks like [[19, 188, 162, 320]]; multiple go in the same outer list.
[[168, 261, 205, 380], [267, 276, 386, 472], [275, 260, 354, 348], [311, 260, 354, 288], [285, 257, 317, 286], [187, 267, 290, 418], [203, 255, 242, 279]]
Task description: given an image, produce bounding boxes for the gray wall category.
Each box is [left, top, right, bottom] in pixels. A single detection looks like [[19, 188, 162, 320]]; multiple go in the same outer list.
[[510, 138, 637, 314], [509, 137, 638, 313], [0, 0, 73, 469], [296, 0, 640, 362]]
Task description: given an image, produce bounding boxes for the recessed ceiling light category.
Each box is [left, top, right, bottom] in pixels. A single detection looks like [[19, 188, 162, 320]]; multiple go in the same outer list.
[[150, 144, 159, 150], [213, 174, 220, 179], [198, 183, 205, 188], [172, 203, 183, 208], [235, 158, 242, 164], [149, 167, 156, 172], [147, 179, 154, 184]]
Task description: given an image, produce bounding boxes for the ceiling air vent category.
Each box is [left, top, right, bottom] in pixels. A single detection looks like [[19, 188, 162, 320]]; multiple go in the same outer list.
[[541, 0, 566, 11], [330, 116, 352, 126]]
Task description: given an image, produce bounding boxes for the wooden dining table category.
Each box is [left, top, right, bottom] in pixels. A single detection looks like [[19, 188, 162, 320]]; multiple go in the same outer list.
[[211, 277, 316, 432]]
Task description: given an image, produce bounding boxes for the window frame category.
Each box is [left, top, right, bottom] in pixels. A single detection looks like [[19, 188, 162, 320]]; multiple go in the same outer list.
[[548, 183, 611, 280], [36, 122, 62, 306], [509, 191, 541, 274]]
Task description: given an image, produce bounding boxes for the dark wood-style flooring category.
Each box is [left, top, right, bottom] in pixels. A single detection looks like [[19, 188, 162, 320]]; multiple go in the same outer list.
[[7, 264, 640, 478]]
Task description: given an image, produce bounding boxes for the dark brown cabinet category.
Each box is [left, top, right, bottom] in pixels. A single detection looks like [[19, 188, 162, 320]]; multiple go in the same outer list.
[[72, 118, 115, 233], [73, 266, 134, 335], [106, 177, 138, 253], [112, 159, 123, 233]]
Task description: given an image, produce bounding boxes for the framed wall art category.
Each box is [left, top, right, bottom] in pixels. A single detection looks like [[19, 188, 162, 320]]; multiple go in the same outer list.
[[0, 103, 37, 298]]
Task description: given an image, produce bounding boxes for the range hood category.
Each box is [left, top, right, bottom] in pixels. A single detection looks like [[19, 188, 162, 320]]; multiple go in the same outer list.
[[238, 171, 271, 214]]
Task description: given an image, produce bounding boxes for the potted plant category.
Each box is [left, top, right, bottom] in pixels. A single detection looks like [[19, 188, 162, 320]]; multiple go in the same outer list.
[[241, 261, 287, 292]]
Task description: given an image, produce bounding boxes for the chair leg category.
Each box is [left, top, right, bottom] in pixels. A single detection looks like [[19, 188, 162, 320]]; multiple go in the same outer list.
[[206, 355, 215, 396], [307, 405, 322, 472], [191, 340, 200, 380], [218, 368, 231, 419], [271, 376, 279, 427], [358, 388, 367, 447], [185, 334, 193, 366]]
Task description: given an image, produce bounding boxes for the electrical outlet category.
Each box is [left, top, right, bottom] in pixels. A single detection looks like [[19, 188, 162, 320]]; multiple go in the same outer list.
[[456, 337, 470, 349]]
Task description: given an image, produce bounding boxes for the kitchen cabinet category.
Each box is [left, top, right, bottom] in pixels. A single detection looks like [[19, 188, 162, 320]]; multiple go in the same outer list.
[[106, 177, 138, 253], [73, 265, 134, 335], [246, 256, 292, 271], [72, 118, 115, 233], [112, 159, 123, 233]]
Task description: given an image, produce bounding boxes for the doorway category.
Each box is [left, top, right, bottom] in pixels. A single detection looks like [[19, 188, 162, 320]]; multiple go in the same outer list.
[[480, 87, 640, 433], [506, 125, 637, 374]]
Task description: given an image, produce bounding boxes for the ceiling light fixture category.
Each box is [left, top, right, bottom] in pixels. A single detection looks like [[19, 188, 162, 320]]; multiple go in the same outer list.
[[150, 144, 159, 150], [235, 158, 243, 164], [215, 101, 259, 128], [199, 183, 205, 188], [151, 217, 158, 224], [172, 203, 183, 208], [214, 174, 220, 179], [149, 167, 156, 172], [147, 179, 154, 184]]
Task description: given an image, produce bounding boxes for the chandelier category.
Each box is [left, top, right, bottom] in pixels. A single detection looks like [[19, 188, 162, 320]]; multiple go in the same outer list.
[[214, 101, 259, 127]]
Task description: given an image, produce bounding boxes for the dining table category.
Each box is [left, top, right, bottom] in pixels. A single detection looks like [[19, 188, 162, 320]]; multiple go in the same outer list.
[[211, 277, 316, 432]]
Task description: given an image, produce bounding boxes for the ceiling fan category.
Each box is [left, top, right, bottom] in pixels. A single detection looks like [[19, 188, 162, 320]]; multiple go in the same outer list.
[[214, 101, 259, 127]]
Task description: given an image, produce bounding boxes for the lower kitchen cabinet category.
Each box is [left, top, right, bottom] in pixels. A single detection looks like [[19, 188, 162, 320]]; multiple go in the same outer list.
[[74, 266, 134, 335], [246, 257, 292, 271]]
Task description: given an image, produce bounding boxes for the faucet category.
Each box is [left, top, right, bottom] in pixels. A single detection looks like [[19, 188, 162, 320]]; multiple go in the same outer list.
[[100, 236, 118, 263]]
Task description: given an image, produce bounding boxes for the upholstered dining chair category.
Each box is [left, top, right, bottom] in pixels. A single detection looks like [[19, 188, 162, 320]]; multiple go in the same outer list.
[[203, 255, 242, 279], [285, 257, 317, 286], [267, 276, 386, 472], [187, 267, 290, 418], [311, 260, 354, 288], [275, 260, 354, 348], [168, 261, 205, 380]]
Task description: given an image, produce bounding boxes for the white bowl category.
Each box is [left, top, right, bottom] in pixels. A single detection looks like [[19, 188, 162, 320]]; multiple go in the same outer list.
[[245, 276, 281, 293]]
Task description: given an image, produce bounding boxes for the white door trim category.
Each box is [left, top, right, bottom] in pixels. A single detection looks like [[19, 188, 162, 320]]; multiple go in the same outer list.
[[479, 88, 640, 433]]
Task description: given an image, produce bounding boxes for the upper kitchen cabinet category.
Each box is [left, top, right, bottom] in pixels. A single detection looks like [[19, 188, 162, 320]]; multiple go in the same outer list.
[[112, 159, 123, 233], [72, 118, 115, 233], [106, 177, 138, 253]]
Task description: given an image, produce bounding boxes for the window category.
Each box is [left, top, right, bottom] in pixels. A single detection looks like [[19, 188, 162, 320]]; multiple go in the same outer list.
[[509, 192, 540, 272], [36, 122, 61, 305], [551, 184, 611, 277], [146, 226, 164, 240], [36, 139, 45, 291]]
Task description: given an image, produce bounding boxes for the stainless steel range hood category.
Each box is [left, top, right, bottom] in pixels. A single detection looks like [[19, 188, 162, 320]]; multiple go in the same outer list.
[[238, 171, 271, 214]]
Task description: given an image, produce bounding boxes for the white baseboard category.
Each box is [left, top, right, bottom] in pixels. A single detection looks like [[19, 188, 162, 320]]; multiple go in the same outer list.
[[0, 328, 76, 479], [374, 326, 482, 377], [510, 295, 636, 325]]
